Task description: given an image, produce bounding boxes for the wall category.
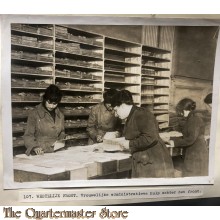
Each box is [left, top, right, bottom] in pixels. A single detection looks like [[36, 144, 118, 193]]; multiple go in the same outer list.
[[170, 77, 213, 112], [172, 26, 218, 80], [170, 26, 218, 110], [142, 26, 175, 50]]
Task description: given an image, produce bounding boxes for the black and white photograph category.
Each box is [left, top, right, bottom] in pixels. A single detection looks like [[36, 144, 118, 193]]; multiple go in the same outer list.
[[1, 16, 220, 189]]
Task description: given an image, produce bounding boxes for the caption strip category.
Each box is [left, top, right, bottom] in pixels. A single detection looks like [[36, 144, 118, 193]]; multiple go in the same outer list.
[[19, 187, 203, 202]]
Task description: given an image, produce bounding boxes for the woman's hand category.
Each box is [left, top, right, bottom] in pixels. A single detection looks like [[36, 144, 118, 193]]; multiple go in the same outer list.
[[118, 138, 130, 151], [96, 135, 103, 143], [115, 131, 121, 138], [33, 147, 44, 155]]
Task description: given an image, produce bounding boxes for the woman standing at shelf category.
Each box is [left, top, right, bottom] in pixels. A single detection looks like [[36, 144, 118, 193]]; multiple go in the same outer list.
[[111, 89, 174, 178], [24, 84, 66, 155], [168, 98, 209, 177], [87, 89, 122, 145]]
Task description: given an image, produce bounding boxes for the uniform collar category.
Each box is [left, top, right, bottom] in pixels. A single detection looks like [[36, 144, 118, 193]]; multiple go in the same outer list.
[[126, 105, 136, 122], [36, 103, 61, 119], [186, 110, 197, 120], [101, 102, 112, 112]]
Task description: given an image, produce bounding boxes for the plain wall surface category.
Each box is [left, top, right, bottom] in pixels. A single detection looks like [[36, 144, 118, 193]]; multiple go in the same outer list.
[[169, 26, 216, 117], [172, 26, 218, 80]]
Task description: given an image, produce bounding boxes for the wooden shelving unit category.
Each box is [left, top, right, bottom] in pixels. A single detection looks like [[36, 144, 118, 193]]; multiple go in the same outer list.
[[11, 24, 173, 155], [104, 37, 142, 105], [54, 25, 104, 147], [11, 24, 54, 154], [11, 24, 105, 153], [141, 45, 172, 129]]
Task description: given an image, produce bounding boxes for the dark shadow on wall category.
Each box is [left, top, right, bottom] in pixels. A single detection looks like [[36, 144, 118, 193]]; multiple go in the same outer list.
[[172, 26, 219, 80]]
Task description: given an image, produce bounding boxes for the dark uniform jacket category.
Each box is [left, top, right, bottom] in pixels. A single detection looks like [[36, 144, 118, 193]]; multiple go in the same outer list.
[[87, 102, 121, 145], [124, 106, 174, 178], [24, 103, 66, 155], [171, 111, 209, 177]]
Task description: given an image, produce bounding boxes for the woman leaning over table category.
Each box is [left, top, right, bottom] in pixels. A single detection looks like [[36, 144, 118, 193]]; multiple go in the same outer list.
[[87, 89, 121, 145], [111, 89, 174, 178], [168, 98, 209, 177], [24, 84, 66, 156]]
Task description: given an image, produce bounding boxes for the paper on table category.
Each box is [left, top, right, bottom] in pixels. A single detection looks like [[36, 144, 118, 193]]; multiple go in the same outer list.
[[103, 131, 120, 140], [103, 144, 123, 152], [103, 137, 126, 145], [169, 131, 183, 137], [15, 154, 34, 159], [53, 140, 65, 151], [159, 131, 183, 143], [94, 137, 127, 152]]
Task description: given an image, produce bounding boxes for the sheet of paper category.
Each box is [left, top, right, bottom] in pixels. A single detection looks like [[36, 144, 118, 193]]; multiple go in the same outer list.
[[53, 141, 65, 151]]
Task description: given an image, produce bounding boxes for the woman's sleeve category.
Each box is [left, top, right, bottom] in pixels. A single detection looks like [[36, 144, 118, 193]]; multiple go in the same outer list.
[[116, 118, 123, 135], [86, 106, 98, 141], [58, 113, 66, 140], [24, 110, 39, 155], [172, 116, 203, 147], [129, 111, 159, 153]]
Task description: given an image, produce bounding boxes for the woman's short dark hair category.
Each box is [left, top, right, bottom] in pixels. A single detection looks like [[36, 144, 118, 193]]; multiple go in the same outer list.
[[43, 84, 62, 103], [176, 98, 196, 115], [204, 93, 212, 104], [103, 89, 118, 104], [111, 90, 134, 107]]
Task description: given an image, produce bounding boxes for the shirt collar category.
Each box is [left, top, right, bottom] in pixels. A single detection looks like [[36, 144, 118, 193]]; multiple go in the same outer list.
[[126, 105, 136, 123], [36, 103, 61, 119]]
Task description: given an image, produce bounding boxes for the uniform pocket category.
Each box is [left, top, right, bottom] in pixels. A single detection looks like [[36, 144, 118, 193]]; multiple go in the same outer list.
[[134, 151, 152, 165]]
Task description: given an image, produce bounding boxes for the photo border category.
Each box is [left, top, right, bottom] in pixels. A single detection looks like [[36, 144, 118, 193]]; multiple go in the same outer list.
[[1, 15, 220, 189]]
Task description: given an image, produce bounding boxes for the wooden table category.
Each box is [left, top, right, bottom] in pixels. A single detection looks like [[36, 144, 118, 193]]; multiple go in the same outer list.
[[13, 144, 132, 182]]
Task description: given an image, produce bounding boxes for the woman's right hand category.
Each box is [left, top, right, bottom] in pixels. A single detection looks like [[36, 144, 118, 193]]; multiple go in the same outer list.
[[33, 147, 44, 155], [118, 138, 130, 151], [96, 135, 103, 143]]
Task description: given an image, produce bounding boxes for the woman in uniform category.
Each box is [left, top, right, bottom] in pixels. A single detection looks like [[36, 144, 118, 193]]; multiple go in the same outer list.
[[111, 89, 174, 178], [87, 89, 121, 145], [24, 84, 66, 155], [168, 98, 209, 177]]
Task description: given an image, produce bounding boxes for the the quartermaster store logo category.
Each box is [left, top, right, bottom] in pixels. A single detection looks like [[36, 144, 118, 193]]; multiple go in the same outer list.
[[2, 207, 129, 219]]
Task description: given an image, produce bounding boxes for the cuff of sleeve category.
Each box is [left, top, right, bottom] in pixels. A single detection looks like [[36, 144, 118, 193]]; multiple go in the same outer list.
[[25, 145, 38, 156], [59, 133, 66, 140], [89, 133, 98, 141], [129, 140, 135, 154]]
